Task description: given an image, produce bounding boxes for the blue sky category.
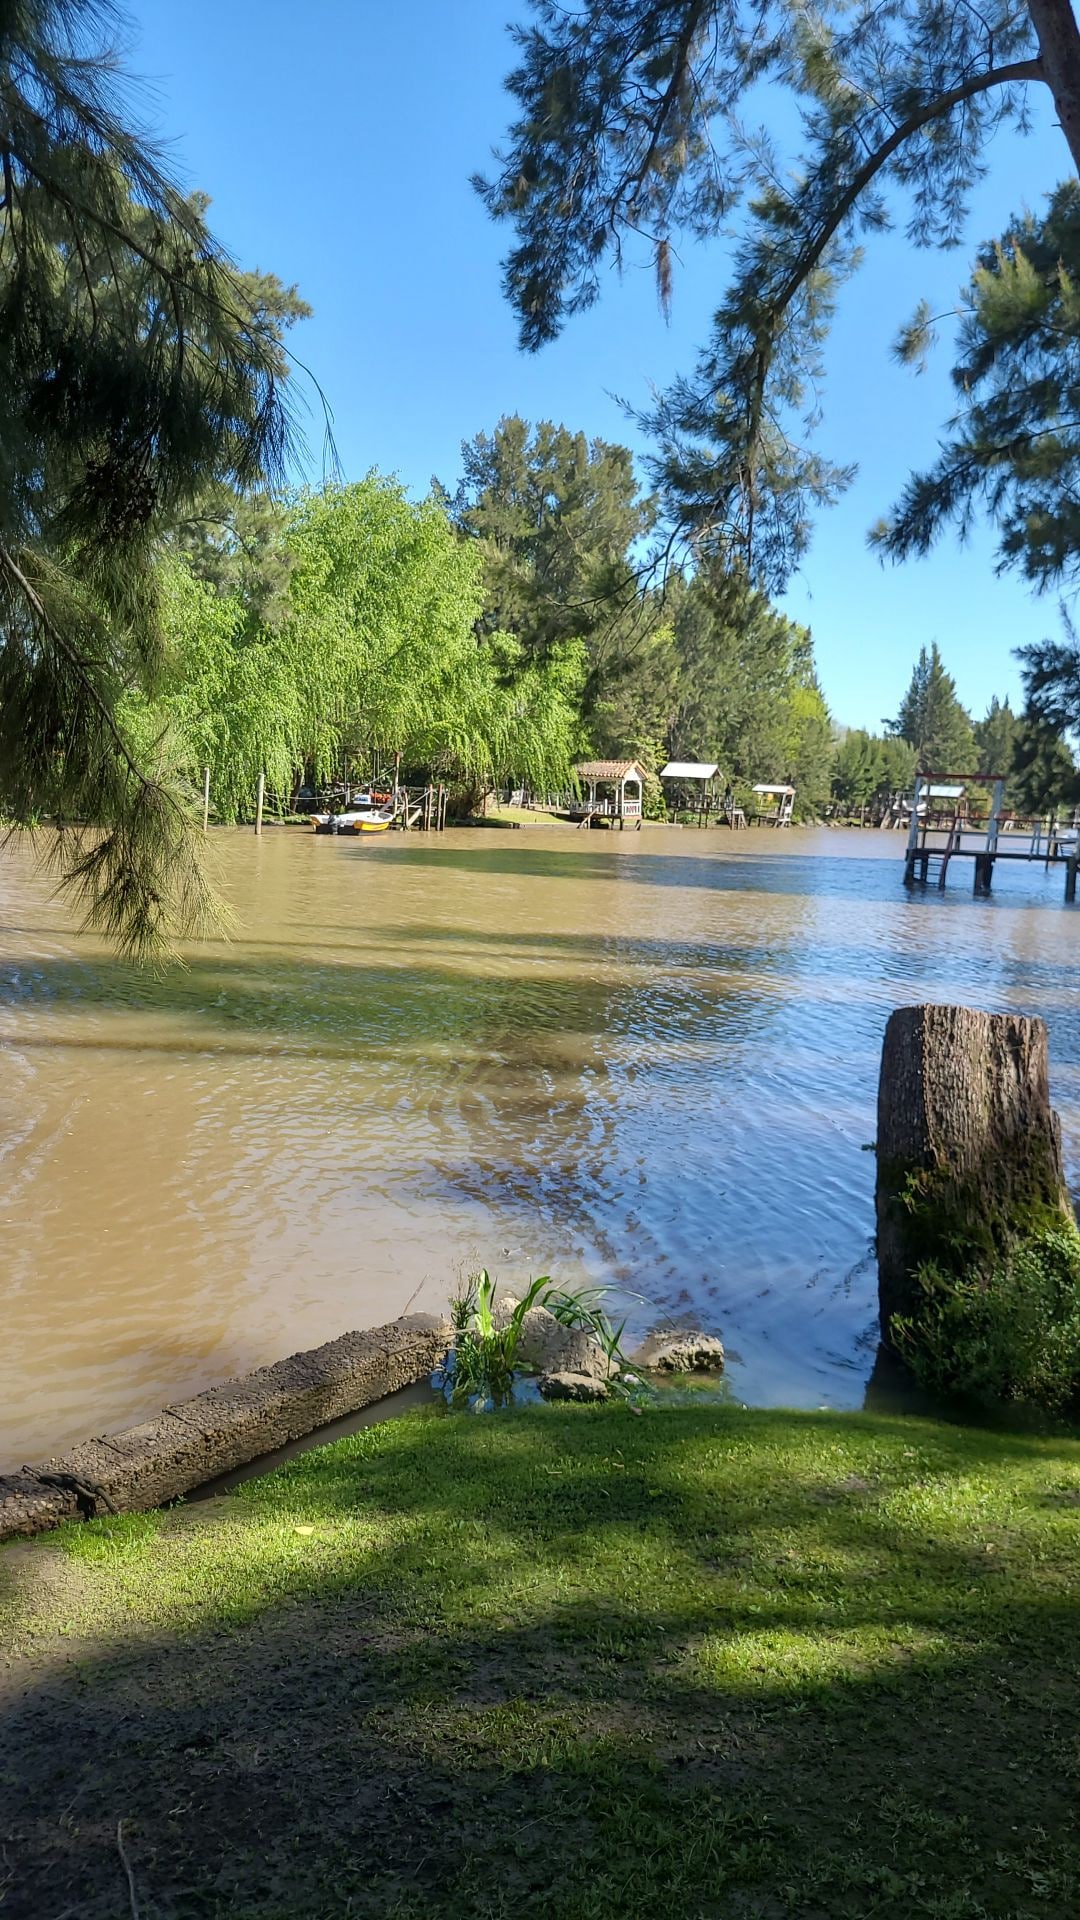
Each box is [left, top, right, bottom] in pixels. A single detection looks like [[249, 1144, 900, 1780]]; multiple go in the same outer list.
[[128, 0, 1070, 731]]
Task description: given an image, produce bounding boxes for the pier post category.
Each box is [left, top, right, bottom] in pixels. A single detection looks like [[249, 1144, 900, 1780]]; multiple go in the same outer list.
[[1067, 855, 1078, 903], [255, 771, 265, 836], [876, 1005, 1073, 1346], [973, 853, 994, 894], [202, 765, 210, 834]]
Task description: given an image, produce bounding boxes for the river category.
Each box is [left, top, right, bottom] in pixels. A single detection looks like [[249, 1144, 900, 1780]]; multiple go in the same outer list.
[[2, 823, 1078, 1465]]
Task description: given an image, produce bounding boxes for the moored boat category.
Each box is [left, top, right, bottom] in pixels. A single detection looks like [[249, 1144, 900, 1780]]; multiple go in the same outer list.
[[310, 795, 395, 835]]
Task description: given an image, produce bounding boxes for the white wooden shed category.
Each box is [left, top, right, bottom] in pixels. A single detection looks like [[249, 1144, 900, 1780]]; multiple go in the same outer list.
[[751, 782, 796, 827]]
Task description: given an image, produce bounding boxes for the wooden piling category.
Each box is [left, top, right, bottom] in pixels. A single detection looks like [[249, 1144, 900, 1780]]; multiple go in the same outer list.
[[876, 1005, 1073, 1345], [1067, 855, 1078, 903], [202, 765, 210, 834], [255, 771, 265, 836]]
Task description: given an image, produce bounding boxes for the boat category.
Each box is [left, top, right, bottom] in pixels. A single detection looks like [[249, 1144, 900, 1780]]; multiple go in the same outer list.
[[310, 795, 395, 836], [347, 810, 393, 834]]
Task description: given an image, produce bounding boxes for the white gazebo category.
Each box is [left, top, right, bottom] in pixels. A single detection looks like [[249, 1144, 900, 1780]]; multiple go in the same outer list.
[[660, 760, 721, 827], [572, 760, 645, 828], [751, 782, 796, 827]]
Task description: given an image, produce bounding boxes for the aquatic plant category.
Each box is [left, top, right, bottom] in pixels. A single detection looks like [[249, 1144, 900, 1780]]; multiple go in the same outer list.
[[447, 1270, 553, 1408], [893, 1226, 1080, 1414], [544, 1285, 628, 1372], [444, 1272, 633, 1410]]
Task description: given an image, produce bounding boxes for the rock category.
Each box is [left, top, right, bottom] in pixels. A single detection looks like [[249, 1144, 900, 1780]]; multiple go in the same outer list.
[[492, 1293, 611, 1384], [537, 1370, 609, 1402], [630, 1330, 725, 1374]]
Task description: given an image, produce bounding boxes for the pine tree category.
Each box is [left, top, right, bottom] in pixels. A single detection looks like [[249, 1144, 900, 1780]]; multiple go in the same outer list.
[[877, 184, 1080, 587], [0, 2, 297, 955], [974, 698, 1021, 782], [1011, 718, 1080, 814], [890, 645, 976, 772], [832, 731, 884, 809], [441, 415, 658, 721], [481, 3, 1080, 587]]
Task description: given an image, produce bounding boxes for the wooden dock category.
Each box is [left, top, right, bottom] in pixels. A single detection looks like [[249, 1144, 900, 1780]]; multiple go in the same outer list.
[[903, 774, 1079, 899]]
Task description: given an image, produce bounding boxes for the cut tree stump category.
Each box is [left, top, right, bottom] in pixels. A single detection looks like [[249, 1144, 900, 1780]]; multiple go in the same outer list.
[[875, 1005, 1074, 1344]]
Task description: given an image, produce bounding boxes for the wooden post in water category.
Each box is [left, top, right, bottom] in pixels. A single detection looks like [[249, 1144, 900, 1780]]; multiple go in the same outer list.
[[876, 1004, 1073, 1347], [1067, 854, 1078, 903], [202, 766, 210, 834], [255, 771, 265, 836]]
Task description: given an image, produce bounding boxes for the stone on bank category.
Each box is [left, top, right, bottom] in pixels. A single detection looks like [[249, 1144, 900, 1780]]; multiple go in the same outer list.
[[0, 1314, 450, 1542]]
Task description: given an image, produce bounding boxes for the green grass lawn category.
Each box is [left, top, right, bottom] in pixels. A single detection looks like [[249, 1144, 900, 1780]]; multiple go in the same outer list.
[[2, 1402, 1079, 1919]]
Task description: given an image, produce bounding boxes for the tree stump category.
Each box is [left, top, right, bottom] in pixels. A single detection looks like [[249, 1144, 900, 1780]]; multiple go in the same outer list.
[[876, 1004, 1074, 1344]]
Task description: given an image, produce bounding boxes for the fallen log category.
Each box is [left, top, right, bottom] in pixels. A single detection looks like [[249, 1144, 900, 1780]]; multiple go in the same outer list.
[[875, 1005, 1074, 1344], [0, 1313, 450, 1542]]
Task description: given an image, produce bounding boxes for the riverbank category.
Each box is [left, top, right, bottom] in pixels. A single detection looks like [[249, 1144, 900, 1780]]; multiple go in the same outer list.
[[5, 826, 1080, 1460], [2, 1401, 1077, 1918]]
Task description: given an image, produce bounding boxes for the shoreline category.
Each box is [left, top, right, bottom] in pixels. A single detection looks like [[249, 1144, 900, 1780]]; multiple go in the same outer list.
[[0, 1314, 450, 1541]]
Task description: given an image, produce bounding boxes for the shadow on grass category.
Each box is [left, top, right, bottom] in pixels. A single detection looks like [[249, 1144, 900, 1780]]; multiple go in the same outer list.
[[1, 1404, 1077, 1919]]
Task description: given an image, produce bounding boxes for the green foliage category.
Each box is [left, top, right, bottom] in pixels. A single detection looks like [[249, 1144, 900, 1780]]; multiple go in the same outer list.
[[1011, 713, 1080, 815], [444, 416, 652, 643], [443, 418, 836, 794], [972, 695, 1019, 783], [542, 1284, 628, 1369], [831, 730, 917, 810], [480, 4, 1047, 586], [443, 414, 662, 730], [447, 1269, 554, 1407], [667, 571, 832, 808], [0, 3, 297, 954], [893, 1229, 1080, 1414], [889, 643, 975, 772], [446, 1271, 629, 1407], [878, 183, 1080, 588], [839, 732, 918, 811], [143, 477, 586, 815], [832, 730, 879, 808]]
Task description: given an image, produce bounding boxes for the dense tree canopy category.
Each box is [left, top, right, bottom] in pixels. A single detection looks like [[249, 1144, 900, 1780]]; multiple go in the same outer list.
[[832, 731, 918, 811], [666, 573, 833, 808], [889, 643, 976, 771], [0, 0, 298, 953], [444, 419, 836, 807], [440, 415, 661, 725], [141, 477, 586, 818], [481, 2, 1080, 587]]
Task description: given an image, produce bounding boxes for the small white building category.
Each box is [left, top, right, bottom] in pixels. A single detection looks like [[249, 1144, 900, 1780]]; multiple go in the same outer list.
[[751, 783, 796, 826], [659, 760, 720, 786]]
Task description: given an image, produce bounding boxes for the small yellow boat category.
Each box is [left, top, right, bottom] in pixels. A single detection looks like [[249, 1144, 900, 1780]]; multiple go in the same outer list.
[[310, 798, 395, 836]]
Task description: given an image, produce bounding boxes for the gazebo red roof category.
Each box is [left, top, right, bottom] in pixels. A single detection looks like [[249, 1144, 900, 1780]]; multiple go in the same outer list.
[[574, 760, 644, 782]]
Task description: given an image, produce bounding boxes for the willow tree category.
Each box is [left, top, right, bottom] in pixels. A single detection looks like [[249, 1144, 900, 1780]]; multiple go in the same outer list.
[[480, 2, 1080, 588], [152, 477, 585, 812], [0, 1, 296, 954]]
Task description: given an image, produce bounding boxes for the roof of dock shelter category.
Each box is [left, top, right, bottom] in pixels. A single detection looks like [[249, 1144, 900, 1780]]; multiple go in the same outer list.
[[659, 761, 719, 780], [752, 783, 796, 796], [574, 760, 645, 781]]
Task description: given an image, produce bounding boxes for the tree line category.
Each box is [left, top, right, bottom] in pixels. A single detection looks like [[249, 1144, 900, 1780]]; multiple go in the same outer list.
[[7, 3, 1080, 957], [833, 643, 1080, 820]]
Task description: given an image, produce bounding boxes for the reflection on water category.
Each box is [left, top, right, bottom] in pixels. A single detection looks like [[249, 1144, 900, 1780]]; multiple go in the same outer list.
[[1, 825, 1078, 1464]]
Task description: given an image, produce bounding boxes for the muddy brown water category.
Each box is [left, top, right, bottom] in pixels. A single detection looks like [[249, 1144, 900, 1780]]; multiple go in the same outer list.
[[2, 823, 1078, 1467]]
